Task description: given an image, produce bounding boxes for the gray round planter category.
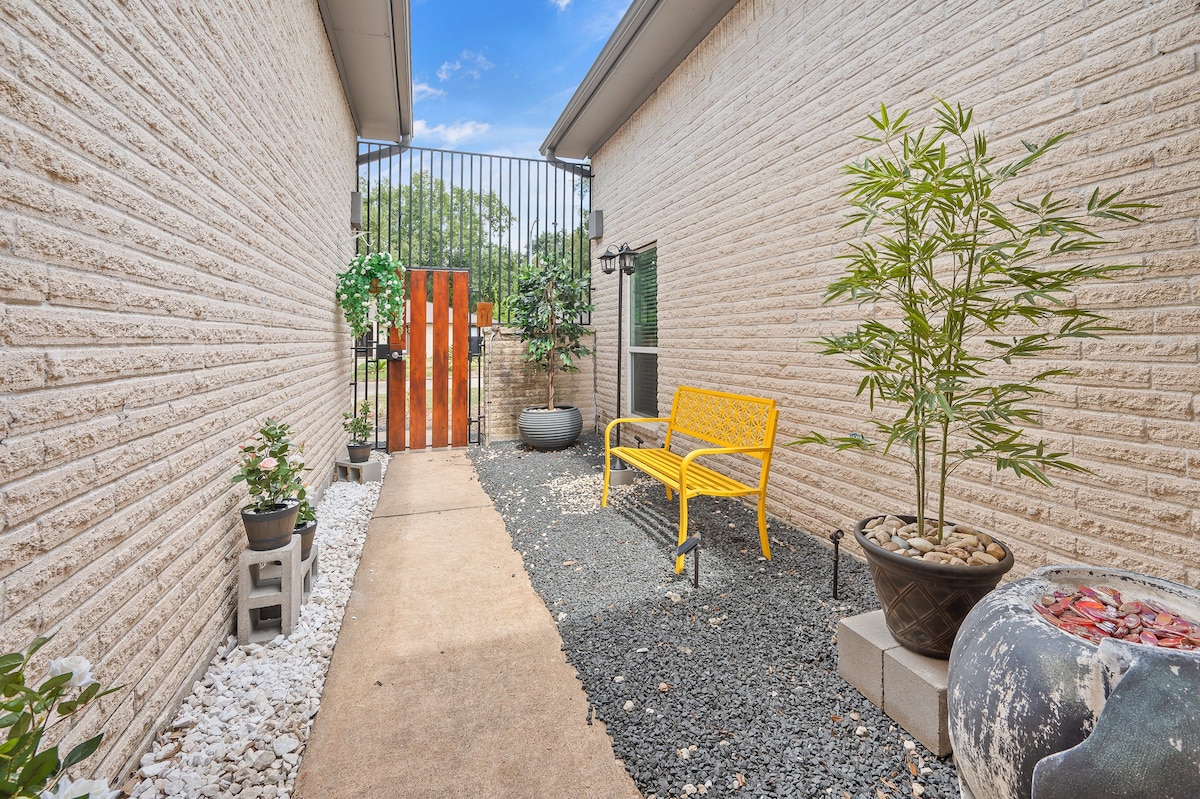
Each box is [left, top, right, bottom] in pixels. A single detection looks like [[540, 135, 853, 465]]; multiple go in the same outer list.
[[948, 565, 1200, 799], [518, 405, 583, 450]]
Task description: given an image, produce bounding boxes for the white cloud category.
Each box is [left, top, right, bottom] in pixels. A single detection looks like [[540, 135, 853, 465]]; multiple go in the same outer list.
[[437, 50, 494, 82], [551, 0, 570, 9], [413, 82, 445, 101], [414, 119, 491, 146]]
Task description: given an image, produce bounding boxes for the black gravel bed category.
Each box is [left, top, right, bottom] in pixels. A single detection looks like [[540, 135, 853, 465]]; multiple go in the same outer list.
[[469, 435, 959, 799]]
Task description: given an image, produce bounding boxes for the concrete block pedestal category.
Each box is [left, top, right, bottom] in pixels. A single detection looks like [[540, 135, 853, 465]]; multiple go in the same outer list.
[[237, 537, 320, 645], [335, 458, 381, 483], [837, 610, 950, 755]]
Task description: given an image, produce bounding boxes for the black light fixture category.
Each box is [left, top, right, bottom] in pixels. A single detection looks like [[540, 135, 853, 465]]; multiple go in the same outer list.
[[602, 242, 637, 484]]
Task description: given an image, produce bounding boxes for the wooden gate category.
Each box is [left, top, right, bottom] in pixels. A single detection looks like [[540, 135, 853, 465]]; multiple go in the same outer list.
[[387, 269, 471, 451]]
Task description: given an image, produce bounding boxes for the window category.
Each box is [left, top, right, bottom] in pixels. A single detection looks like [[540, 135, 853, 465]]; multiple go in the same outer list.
[[629, 247, 658, 416]]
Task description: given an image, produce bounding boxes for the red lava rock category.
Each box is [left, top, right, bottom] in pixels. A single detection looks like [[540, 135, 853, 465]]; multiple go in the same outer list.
[[1035, 586, 1200, 649]]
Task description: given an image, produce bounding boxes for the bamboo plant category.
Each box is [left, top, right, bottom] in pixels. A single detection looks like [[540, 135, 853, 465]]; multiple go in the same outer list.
[[795, 101, 1148, 544]]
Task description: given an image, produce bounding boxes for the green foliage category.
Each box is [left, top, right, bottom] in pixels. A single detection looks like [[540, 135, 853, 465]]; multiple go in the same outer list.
[[335, 252, 406, 340], [233, 419, 306, 514], [341, 400, 373, 444], [794, 101, 1149, 543], [359, 174, 516, 309], [294, 484, 316, 526], [0, 637, 120, 799], [507, 255, 593, 411]]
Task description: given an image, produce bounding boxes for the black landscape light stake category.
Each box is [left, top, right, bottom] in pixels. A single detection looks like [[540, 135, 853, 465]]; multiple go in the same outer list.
[[676, 533, 701, 588], [830, 528, 845, 599], [601, 243, 638, 485]]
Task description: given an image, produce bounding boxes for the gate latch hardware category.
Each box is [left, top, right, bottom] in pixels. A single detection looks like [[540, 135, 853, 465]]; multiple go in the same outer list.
[[388, 349, 405, 361]]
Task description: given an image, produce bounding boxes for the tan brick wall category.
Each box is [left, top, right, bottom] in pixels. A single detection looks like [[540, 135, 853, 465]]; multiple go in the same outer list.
[[1, 0, 357, 780], [484, 326, 596, 442], [590, 0, 1200, 586]]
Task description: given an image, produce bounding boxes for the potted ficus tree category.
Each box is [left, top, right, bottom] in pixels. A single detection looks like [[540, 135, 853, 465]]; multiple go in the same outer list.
[[342, 399, 373, 462], [508, 254, 593, 450], [233, 418, 304, 551], [794, 101, 1147, 658], [335, 252, 406, 340]]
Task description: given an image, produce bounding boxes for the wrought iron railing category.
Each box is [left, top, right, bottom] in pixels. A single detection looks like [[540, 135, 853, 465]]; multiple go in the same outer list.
[[355, 144, 591, 323]]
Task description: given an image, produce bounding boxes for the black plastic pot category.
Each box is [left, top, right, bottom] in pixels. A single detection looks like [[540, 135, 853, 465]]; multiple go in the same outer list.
[[240, 501, 299, 551], [518, 405, 583, 450], [347, 442, 371, 463], [854, 515, 1014, 658]]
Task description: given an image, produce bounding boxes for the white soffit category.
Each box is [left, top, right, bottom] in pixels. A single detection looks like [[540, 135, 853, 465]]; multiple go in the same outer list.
[[541, 0, 740, 161], [318, 0, 414, 143]]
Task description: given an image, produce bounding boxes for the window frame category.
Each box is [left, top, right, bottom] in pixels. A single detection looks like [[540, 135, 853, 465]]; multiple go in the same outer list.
[[627, 246, 658, 417]]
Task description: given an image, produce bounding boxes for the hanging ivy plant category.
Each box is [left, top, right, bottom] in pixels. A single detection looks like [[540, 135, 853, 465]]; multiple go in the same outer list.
[[335, 252, 406, 339]]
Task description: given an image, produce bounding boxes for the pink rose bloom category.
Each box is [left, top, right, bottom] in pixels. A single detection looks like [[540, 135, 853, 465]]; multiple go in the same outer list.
[[259, 457, 278, 470]]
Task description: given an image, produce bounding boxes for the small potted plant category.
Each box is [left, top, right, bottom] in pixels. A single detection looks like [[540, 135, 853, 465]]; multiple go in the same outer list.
[[342, 399, 373, 462], [0, 636, 121, 799], [233, 418, 304, 550], [293, 486, 317, 561], [508, 254, 593, 450], [335, 252, 406, 340], [794, 101, 1146, 657]]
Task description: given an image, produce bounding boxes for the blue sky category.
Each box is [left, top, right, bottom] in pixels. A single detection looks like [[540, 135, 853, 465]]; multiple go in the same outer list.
[[409, 0, 628, 158]]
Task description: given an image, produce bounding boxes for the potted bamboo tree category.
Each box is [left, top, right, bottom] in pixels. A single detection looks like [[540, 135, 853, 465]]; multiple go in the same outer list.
[[508, 254, 593, 450], [795, 101, 1147, 657]]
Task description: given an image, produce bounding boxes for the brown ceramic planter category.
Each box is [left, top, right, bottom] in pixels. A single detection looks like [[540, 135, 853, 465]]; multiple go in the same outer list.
[[294, 519, 316, 561], [347, 443, 371, 463], [854, 515, 1014, 659], [241, 501, 299, 551]]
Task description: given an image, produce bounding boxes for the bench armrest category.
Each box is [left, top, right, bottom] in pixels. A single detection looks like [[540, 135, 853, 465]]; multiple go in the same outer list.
[[604, 416, 670, 454], [679, 445, 772, 483]]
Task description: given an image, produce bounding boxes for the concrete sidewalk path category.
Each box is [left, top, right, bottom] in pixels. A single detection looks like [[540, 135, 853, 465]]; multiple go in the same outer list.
[[294, 449, 641, 798]]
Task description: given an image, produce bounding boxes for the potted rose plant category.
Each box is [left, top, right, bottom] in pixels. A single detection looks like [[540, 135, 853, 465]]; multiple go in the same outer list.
[[0, 636, 120, 799], [794, 101, 1147, 657], [233, 418, 304, 550], [335, 252, 406, 340], [341, 399, 373, 463], [507, 254, 593, 450], [293, 486, 317, 561]]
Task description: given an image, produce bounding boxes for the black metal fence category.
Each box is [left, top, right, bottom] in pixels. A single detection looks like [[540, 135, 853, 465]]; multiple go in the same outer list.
[[355, 144, 591, 323]]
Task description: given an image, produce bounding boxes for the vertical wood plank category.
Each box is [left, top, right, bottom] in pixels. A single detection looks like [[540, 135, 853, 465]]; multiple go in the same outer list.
[[409, 270, 427, 449], [431, 271, 450, 448], [451, 271, 469, 447], [386, 321, 406, 452]]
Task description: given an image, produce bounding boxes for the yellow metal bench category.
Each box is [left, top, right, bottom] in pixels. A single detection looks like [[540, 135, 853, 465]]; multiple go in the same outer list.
[[601, 386, 779, 573]]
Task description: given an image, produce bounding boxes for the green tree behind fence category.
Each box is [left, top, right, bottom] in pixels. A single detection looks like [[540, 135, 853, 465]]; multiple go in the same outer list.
[[359, 171, 590, 323]]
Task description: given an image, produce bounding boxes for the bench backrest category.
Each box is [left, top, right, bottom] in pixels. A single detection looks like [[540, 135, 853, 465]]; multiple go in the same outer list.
[[665, 386, 778, 458]]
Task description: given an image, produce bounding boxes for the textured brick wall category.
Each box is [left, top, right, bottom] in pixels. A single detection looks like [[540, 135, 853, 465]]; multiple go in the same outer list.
[[484, 327, 596, 442], [590, 0, 1200, 586], [1, 0, 356, 780]]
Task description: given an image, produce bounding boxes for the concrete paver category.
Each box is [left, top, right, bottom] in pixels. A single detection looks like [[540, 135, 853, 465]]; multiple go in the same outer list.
[[294, 449, 641, 798]]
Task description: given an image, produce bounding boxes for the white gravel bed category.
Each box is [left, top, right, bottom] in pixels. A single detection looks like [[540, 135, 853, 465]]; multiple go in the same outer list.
[[127, 456, 388, 799]]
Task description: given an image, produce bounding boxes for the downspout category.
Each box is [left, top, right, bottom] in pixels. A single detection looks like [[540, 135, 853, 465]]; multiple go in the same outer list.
[[544, 148, 592, 179]]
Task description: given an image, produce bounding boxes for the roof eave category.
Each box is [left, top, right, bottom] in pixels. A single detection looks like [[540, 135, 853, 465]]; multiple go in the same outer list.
[[319, 0, 414, 145], [541, 0, 740, 161]]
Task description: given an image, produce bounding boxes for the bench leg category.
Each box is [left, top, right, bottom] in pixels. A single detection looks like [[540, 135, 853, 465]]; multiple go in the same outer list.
[[675, 495, 689, 573], [757, 491, 772, 561], [601, 454, 611, 507]]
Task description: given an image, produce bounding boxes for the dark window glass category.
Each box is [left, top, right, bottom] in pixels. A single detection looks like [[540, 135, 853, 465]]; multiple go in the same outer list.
[[631, 249, 657, 347]]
